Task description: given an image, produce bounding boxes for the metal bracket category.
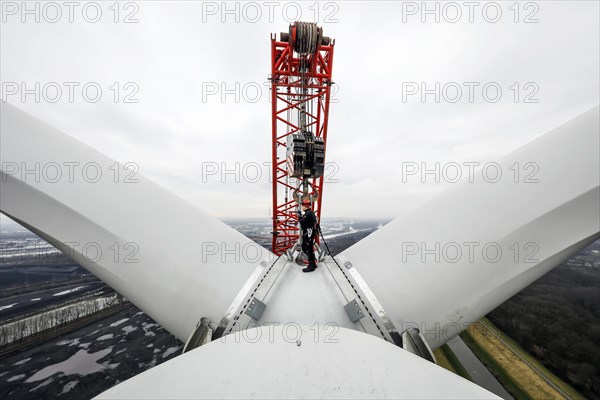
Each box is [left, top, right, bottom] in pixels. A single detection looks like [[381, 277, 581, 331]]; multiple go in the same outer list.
[[286, 241, 300, 261], [401, 327, 436, 363], [182, 317, 214, 354], [327, 255, 403, 347], [344, 299, 365, 322], [245, 297, 266, 321]]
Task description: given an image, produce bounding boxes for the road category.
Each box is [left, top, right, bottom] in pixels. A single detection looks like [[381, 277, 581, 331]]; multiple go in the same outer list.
[[0, 282, 107, 322]]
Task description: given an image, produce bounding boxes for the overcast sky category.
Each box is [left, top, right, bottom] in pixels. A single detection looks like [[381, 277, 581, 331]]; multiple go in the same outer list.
[[1, 1, 599, 220]]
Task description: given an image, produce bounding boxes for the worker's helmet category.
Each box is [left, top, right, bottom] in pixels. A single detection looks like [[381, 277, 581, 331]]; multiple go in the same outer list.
[[301, 199, 311, 207]]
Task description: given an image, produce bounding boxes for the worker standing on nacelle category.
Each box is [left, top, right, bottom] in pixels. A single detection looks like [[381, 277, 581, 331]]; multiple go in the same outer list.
[[298, 199, 318, 272]]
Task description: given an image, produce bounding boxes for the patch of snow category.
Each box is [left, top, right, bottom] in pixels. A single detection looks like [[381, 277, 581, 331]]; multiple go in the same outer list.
[[59, 380, 79, 395], [142, 322, 159, 337], [25, 348, 112, 382], [29, 378, 54, 392], [162, 346, 179, 359], [98, 334, 114, 341], [109, 318, 129, 327], [121, 325, 137, 334], [13, 357, 31, 366], [7, 374, 26, 382]]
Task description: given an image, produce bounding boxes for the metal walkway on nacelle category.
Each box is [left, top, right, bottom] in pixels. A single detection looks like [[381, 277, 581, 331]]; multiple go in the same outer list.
[[185, 255, 403, 351]]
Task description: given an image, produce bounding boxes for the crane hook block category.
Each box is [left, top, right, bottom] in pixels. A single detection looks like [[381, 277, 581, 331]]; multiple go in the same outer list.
[[286, 132, 325, 179]]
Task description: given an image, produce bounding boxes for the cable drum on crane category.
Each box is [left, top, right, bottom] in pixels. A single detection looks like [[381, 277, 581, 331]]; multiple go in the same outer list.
[[289, 22, 323, 55]]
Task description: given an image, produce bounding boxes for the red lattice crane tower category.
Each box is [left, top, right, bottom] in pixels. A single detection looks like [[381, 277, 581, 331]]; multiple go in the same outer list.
[[270, 22, 335, 256]]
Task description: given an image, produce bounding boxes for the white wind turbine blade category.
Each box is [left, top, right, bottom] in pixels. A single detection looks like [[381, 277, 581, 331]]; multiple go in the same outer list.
[[95, 325, 500, 399], [0, 102, 275, 342], [340, 106, 600, 349]]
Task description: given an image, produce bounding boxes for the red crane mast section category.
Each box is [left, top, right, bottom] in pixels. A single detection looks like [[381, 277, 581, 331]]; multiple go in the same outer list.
[[270, 23, 335, 256]]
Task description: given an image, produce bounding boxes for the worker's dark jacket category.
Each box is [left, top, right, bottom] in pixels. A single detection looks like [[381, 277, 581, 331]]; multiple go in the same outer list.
[[299, 209, 317, 240]]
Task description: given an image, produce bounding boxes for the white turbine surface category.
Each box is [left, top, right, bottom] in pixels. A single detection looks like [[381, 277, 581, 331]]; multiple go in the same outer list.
[[95, 325, 499, 399], [0, 102, 274, 342], [341, 106, 600, 349]]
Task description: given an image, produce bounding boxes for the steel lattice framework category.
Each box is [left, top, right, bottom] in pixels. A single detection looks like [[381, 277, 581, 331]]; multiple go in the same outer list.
[[270, 30, 335, 256]]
